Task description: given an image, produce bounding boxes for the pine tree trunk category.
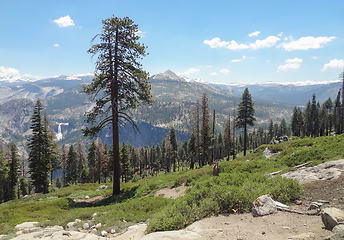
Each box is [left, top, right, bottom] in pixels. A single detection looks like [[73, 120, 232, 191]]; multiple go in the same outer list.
[[112, 29, 121, 196]]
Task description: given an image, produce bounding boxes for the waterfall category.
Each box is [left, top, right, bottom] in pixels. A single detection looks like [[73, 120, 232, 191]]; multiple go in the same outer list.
[[56, 123, 63, 141], [56, 123, 69, 141]]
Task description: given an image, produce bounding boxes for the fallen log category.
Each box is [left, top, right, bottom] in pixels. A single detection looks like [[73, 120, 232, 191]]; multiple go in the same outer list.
[[294, 161, 313, 169], [267, 170, 282, 176], [277, 206, 320, 215]]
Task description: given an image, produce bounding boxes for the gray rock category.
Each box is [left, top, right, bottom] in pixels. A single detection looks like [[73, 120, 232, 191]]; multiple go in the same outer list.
[[65, 222, 76, 230], [252, 194, 277, 217], [321, 207, 344, 230], [98, 185, 108, 190], [282, 159, 344, 184], [263, 147, 273, 158], [83, 223, 90, 230], [331, 225, 344, 240], [85, 196, 90, 199], [106, 226, 120, 234], [95, 223, 102, 230], [74, 219, 82, 223], [100, 230, 107, 237], [14, 221, 39, 230]]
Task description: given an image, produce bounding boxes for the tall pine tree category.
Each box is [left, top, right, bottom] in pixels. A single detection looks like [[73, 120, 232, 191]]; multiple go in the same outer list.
[[236, 88, 256, 156], [28, 99, 51, 193], [66, 145, 78, 185], [81, 16, 154, 195], [201, 93, 212, 166]]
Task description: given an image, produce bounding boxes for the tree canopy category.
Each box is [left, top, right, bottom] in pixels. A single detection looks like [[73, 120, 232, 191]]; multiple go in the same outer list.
[[81, 16, 154, 195], [236, 88, 256, 156]]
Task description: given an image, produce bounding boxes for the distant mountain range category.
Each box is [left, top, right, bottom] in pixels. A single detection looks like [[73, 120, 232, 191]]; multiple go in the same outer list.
[[0, 70, 341, 151]]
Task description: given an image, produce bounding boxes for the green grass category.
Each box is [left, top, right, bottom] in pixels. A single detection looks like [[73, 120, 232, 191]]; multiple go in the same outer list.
[[2, 134, 344, 235]]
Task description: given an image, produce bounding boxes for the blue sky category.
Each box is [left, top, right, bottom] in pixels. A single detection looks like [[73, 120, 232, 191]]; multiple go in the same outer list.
[[0, 0, 343, 84]]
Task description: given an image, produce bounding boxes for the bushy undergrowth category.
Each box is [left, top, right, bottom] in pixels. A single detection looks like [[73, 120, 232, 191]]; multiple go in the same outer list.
[[2, 135, 344, 235], [146, 173, 302, 233]]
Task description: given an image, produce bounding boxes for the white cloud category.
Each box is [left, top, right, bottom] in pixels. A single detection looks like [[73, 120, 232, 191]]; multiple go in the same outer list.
[[53, 15, 75, 27], [210, 72, 217, 76], [278, 58, 303, 72], [277, 32, 283, 37], [203, 38, 229, 48], [321, 59, 344, 71], [311, 56, 318, 59], [183, 68, 200, 75], [249, 36, 280, 50], [54, 44, 59, 47], [231, 55, 247, 62], [249, 31, 260, 37], [280, 36, 336, 51], [227, 40, 249, 50], [0, 66, 41, 83], [220, 69, 230, 74]]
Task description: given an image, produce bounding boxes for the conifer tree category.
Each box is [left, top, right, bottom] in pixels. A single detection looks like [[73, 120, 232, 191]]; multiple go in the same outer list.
[[236, 88, 256, 156], [19, 176, 28, 196], [268, 119, 274, 141], [291, 107, 302, 137], [155, 144, 162, 172], [188, 132, 196, 169], [324, 98, 333, 135], [76, 139, 87, 182], [217, 132, 225, 160], [8, 143, 20, 200], [201, 93, 212, 166], [224, 111, 232, 161], [96, 138, 107, 183], [44, 111, 60, 182], [81, 16, 154, 195], [190, 100, 201, 168], [66, 145, 78, 185], [120, 141, 131, 182], [169, 127, 178, 172], [61, 143, 68, 187], [0, 147, 8, 203], [279, 119, 287, 137], [28, 99, 51, 193], [87, 140, 97, 183]]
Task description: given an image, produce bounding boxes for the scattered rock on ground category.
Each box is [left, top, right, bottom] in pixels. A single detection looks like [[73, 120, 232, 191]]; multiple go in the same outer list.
[[252, 194, 277, 217], [106, 226, 120, 234], [83, 222, 90, 230], [14, 222, 39, 230], [101, 230, 107, 237], [282, 159, 344, 184], [263, 147, 273, 158], [95, 223, 102, 230], [321, 207, 344, 230], [98, 185, 108, 190], [330, 224, 344, 240], [65, 221, 76, 230]]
